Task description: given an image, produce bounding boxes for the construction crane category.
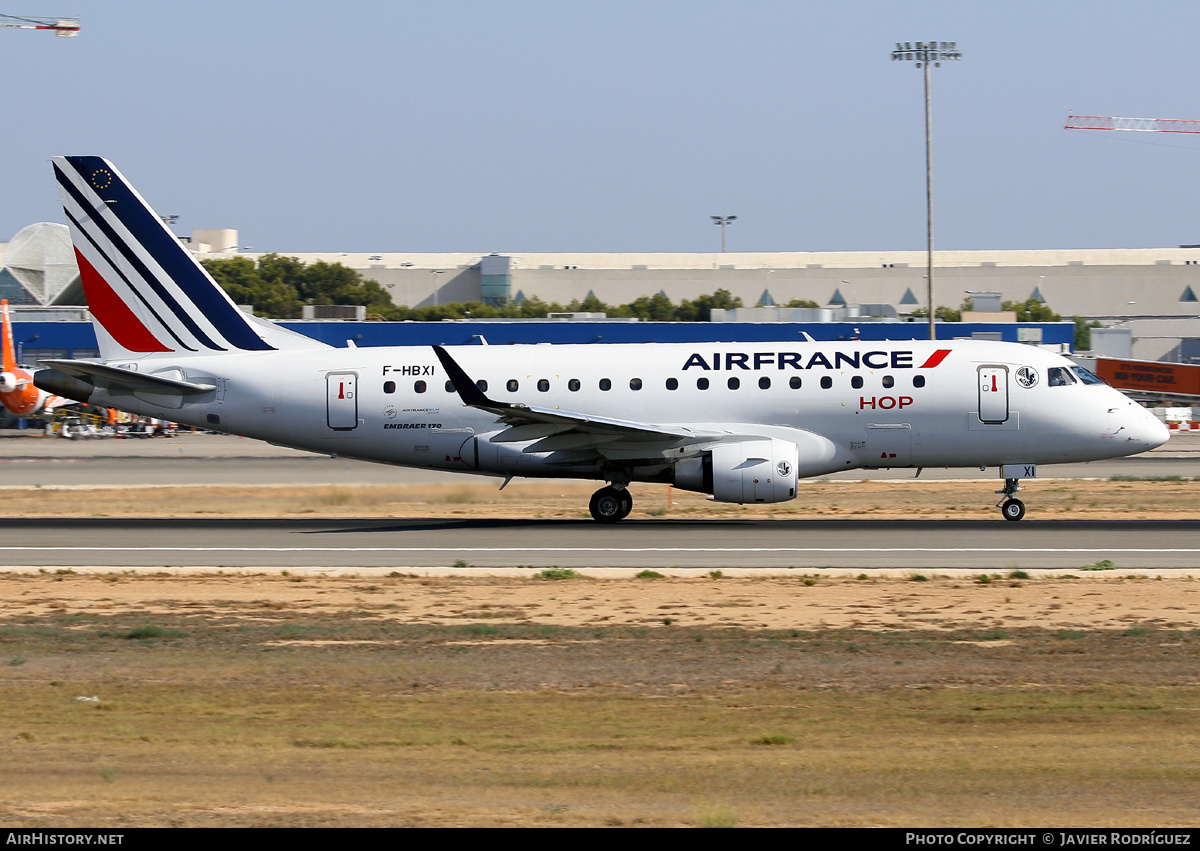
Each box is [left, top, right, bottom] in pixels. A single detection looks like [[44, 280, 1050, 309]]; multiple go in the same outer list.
[[1065, 112, 1200, 134], [0, 13, 78, 36]]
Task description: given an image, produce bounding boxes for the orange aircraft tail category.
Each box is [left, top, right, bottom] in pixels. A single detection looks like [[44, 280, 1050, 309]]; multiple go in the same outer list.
[[1, 299, 15, 374]]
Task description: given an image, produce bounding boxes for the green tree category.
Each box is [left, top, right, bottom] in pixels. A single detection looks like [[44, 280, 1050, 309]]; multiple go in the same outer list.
[[566, 292, 610, 313], [201, 255, 303, 318], [1073, 316, 1103, 351], [909, 305, 962, 322], [1003, 298, 1061, 322], [614, 292, 678, 321], [202, 254, 403, 320], [677, 288, 743, 322]]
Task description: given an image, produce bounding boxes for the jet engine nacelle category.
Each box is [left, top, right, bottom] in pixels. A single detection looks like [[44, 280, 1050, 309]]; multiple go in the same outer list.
[[0, 372, 17, 394], [673, 438, 799, 504]]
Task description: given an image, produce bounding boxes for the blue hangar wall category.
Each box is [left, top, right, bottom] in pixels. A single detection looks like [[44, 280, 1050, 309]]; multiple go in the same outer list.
[[10, 319, 1075, 361], [276, 320, 1074, 348]]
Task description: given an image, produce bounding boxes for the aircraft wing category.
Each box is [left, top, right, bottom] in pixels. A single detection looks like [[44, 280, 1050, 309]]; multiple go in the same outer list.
[[433, 345, 728, 459], [38, 360, 217, 395]]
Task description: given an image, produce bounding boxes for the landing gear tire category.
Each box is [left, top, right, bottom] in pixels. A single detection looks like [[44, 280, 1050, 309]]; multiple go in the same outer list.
[[590, 486, 632, 523], [1001, 498, 1026, 522]]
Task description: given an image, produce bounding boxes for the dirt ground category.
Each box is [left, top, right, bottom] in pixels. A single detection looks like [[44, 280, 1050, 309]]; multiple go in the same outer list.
[[2, 471, 1200, 827], [4, 569, 1199, 633], [6, 569, 1200, 827]]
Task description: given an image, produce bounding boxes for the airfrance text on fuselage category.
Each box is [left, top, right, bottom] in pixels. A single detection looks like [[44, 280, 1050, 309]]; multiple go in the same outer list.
[[683, 351, 920, 371]]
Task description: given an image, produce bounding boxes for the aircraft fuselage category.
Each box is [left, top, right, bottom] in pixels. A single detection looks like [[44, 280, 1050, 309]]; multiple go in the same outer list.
[[82, 338, 1167, 486]]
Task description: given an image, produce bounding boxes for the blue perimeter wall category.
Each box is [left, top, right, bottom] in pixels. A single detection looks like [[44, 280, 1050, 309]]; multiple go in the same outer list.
[[11, 319, 1075, 357]]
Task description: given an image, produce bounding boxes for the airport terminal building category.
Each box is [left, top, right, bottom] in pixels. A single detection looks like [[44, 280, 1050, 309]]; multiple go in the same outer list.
[[238, 243, 1200, 363], [2, 222, 1199, 363]]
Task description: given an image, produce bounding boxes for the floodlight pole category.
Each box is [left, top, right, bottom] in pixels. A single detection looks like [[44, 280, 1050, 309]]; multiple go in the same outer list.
[[711, 215, 736, 253], [892, 41, 960, 341]]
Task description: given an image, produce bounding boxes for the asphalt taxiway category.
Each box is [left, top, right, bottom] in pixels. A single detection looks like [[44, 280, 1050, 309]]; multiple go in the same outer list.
[[0, 432, 1195, 572], [0, 516, 1194, 572]]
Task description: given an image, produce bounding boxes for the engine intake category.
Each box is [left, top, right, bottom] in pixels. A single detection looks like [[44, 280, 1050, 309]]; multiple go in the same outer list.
[[673, 438, 799, 504], [33, 368, 94, 404]]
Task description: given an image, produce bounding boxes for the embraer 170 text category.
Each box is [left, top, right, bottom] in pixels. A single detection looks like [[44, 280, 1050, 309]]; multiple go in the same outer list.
[[36, 157, 1169, 522]]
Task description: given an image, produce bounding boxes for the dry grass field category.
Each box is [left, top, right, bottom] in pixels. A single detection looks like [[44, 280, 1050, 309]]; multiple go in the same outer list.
[[1, 475, 1199, 827], [0, 475, 1196, 520]]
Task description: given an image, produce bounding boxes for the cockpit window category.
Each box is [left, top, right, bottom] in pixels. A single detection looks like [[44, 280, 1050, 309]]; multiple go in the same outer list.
[[1071, 366, 1106, 385], [1047, 367, 1077, 387]]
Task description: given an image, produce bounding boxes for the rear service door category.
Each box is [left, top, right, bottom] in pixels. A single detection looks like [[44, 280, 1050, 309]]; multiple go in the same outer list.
[[326, 372, 359, 430]]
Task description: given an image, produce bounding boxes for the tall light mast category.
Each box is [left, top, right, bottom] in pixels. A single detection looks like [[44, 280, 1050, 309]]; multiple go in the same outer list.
[[892, 41, 962, 341]]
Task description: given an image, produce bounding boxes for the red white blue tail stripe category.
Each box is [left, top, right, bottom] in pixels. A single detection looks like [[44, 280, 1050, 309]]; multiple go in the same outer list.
[[54, 156, 321, 359]]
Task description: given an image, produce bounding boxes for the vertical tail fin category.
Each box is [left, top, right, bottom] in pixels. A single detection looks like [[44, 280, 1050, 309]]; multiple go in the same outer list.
[[53, 156, 327, 359], [1, 300, 16, 373]]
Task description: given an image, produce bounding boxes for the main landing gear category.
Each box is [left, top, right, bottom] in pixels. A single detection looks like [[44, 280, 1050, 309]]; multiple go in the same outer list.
[[996, 478, 1026, 522], [589, 485, 632, 523]]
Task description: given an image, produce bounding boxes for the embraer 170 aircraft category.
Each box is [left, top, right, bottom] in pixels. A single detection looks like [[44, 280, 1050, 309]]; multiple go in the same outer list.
[[36, 156, 1169, 522]]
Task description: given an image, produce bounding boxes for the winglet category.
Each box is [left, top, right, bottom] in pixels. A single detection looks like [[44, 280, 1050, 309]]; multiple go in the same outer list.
[[432, 345, 494, 408]]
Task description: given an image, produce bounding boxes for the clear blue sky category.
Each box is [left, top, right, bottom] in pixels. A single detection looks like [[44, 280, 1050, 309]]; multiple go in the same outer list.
[[5, 0, 1200, 254]]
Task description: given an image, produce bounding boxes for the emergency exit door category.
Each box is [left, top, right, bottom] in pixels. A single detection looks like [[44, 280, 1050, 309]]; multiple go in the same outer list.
[[326, 372, 359, 430], [978, 366, 1009, 424]]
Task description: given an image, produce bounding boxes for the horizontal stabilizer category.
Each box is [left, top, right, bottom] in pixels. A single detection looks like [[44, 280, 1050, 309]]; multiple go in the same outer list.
[[38, 359, 216, 395]]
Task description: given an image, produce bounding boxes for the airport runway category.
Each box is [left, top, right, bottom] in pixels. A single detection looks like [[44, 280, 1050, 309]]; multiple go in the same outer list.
[[0, 516, 1197, 571], [0, 432, 1195, 572]]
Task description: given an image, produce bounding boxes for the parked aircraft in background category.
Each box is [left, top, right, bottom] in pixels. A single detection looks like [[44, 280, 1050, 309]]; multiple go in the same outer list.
[[36, 156, 1170, 521], [0, 299, 64, 418]]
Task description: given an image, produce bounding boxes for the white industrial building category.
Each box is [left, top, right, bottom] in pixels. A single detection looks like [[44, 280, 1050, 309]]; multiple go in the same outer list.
[[250, 245, 1200, 362], [3, 223, 1199, 362]]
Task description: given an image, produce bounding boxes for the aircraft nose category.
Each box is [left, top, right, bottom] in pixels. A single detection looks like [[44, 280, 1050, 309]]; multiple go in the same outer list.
[[1144, 411, 1171, 449], [1127, 405, 1170, 449]]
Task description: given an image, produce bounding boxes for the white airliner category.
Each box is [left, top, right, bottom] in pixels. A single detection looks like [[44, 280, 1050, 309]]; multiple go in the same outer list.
[[36, 156, 1169, 522]]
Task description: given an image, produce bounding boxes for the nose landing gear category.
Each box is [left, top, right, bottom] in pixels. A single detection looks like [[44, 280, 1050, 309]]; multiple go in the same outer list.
[[996, 477, 1026, 522], [589, 485, 633, 523]]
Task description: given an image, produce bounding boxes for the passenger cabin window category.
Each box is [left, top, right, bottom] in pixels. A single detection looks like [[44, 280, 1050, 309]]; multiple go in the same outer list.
[[758, 376, 771, 389], [913, 375, 926, 388], [1047, 367, 1076, 387], [697, 377, 710, 390], [820, 376, 832, 389], [568, 379, 581, 391], [445, 380, 455, 393], [882, 375, 894, 388], [851, 376, 864, 389], [383, 381, 396, 394], [599, 378, 612, 391], [414, 380, 427, 394], [630, 378, 642, 391], [666, 377, 678, 390], [507, 379, 519, 392], [727, 377, 740, 390], [537, 379, 550, 392], [476, 380, 488, 392], [789, 376, 802, 389]]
